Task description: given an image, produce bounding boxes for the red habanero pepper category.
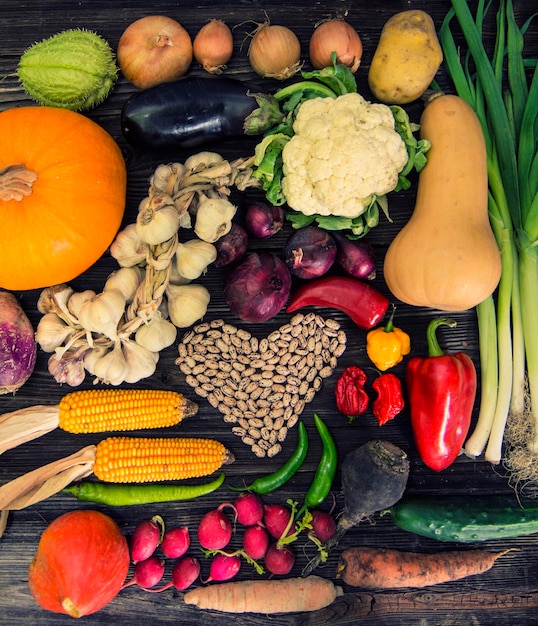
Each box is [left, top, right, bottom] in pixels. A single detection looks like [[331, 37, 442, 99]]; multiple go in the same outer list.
[[334, 365, 369, 424], [406, 318, 477, 472], [372, 373, 404, 426], [286, 276, 389, 330]]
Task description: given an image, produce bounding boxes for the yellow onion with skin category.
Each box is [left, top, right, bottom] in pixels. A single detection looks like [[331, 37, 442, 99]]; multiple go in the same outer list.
[[309, 19, 363, 72], [248, 23, 302, 80], [193, 20, 233, 74]]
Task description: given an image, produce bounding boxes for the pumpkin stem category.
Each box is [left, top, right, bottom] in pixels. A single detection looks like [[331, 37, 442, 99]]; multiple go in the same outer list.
[[0, 163, 38, 201]]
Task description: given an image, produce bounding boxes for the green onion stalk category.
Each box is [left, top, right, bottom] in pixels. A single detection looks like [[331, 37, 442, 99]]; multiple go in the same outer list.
[[440, 0, 538, 475]]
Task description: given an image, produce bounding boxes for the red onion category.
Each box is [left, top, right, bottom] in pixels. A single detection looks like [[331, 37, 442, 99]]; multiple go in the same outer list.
[[244, 202, 284, 239], [224, 252, 291, 322], [214, 223, 248, 267], [283, 226, 336, 279], [333, 232, 377, 280]]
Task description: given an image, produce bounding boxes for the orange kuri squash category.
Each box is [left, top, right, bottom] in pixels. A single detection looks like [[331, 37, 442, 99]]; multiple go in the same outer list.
[[28, 509, 130, 618], [0, 106, 126, 290]]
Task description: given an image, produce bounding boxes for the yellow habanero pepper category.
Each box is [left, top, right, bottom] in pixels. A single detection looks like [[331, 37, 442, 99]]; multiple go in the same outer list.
[[366, 307, 411, 371]]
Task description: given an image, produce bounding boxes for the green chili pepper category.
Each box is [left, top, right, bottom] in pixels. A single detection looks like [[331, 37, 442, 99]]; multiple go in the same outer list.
[[229, 422, 309, 494], [62, 472, 225, 506], [299, 413, 338, 516]]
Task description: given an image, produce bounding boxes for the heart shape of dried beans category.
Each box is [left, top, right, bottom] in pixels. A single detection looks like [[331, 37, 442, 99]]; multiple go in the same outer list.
[[176, 312, 346, 457]]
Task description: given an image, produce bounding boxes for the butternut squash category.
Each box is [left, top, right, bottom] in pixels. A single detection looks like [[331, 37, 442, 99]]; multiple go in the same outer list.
[[383, 94, 501, 311]]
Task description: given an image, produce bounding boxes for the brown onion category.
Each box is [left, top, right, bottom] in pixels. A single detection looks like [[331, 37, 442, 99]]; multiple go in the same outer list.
[[193, 20, 233, 74], [309, 19, 362, 73], [248, 23, 302, 80], [117, 15, 193, 89]]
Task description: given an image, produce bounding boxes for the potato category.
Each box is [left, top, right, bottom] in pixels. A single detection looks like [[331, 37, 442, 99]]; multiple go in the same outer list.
[[368, 10, 443, 105]]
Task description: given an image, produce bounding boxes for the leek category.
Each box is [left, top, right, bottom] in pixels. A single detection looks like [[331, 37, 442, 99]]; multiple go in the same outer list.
[[440, 0, 538, 473]]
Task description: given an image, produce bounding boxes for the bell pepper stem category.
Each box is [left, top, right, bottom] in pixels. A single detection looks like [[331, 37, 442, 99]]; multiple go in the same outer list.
[[384, 304, 396, 333], [426, 317, 457, 357]]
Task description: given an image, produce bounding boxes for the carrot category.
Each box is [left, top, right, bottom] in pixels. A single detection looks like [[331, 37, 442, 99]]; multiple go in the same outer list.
[[183, 575, 343, 613], [337, 546, 512, 589]]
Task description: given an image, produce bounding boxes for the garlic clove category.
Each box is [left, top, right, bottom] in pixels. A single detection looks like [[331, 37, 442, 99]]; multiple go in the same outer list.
[[175, 239, 217, 280], [35, 312, 75, 352], [135, 315, 177, 352], [77, 289, 126, 341], [90, 341, 129, 386], [121, 338, 159, 383], [104, 266, 144, 303], [110, 222, 149, 267], [166, 283, 210, 328], [135, 193, 180, 245]]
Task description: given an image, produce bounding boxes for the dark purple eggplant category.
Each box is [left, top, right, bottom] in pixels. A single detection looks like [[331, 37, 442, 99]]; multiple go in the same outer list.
[[121, 75, 282, 150]]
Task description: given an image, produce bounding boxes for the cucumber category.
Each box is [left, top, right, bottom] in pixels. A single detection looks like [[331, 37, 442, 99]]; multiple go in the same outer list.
[[390, 495, 538, 543]]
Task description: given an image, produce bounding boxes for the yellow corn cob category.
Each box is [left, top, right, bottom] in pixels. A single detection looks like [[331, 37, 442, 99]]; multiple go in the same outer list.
[[58, 389, 198, 434], [93, 436, 234, 483]]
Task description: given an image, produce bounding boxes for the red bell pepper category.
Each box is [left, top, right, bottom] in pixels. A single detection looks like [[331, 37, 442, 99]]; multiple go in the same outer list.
[[406, 318, 477, 472]]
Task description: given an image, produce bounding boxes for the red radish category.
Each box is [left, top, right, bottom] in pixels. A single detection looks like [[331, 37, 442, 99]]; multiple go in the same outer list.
[[263, 504, 294, 540], [243, 524, 269, 560], [204, 553, 241, 582], [197, 504, 234, 550], [264, 543, 295, 575], [130, 515, 164, 563], [171, 556, 201, 590], [309, 510, 337, 543], [234, 492, 264, 526], [161, 526, 190, 559], [0, 290, 37, 394], [122, 555, 165, 590]]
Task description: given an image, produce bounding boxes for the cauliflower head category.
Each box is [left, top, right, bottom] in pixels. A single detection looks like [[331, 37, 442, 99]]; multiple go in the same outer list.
[[281, 93, 408, 218]]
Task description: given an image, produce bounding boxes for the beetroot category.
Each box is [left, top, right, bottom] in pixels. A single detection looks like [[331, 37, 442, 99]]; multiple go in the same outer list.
[[130, 515, 164, 563], [161, 526, 190, 559], [0, 291, 36, 394], [264, 543, 295, 575], [234, 492, 264, 526], [263, 504, 294, 540], [243, 524, 269, 560], [197, 505, 234, 550], [205, 553, 241, 582]]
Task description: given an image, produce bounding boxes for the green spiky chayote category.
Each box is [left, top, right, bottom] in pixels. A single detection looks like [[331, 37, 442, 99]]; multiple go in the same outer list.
[[17, 29, 117, 111]]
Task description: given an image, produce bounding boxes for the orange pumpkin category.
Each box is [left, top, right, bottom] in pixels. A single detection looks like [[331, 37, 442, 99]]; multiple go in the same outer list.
[[28, 509, 130, 618], [0, 106, 126, 290]]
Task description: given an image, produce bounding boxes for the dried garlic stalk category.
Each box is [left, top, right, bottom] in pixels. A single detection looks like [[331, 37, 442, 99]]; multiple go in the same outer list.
[[35, 153, 260, 387]]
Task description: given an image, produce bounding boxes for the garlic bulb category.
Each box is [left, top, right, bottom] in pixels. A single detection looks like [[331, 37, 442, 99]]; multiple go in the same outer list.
[[122, 339, 159, 383], [175, 239, 217, 280], [184, 151, 224, 171], [35, 312, 75, 352], [135, 314, 177, 352], [136, 193, 180, 245], [150, 162, 186, 194], [110, 223, 149, 267], [104, 266, 144, 302], [36, 284, 74, 316], [47, 349, 87, 387], [77, 289, 126, 340], [166, 283, 211, 328], [83, 344, 109, 375], [90, 341, 129, 386], [194, 197, 237, 243], [67, 290, 97, 320]]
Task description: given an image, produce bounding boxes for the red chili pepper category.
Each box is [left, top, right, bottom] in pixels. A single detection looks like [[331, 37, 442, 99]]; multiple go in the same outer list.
[[334, 365, 369, 424], [406, 318, 477, 472], [372, 373, 404, 426], [286, 276, 389, 330]]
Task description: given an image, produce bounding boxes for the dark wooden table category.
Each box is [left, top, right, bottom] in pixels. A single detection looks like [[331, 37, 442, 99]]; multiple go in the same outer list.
[[1, 1, 537, 624]]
